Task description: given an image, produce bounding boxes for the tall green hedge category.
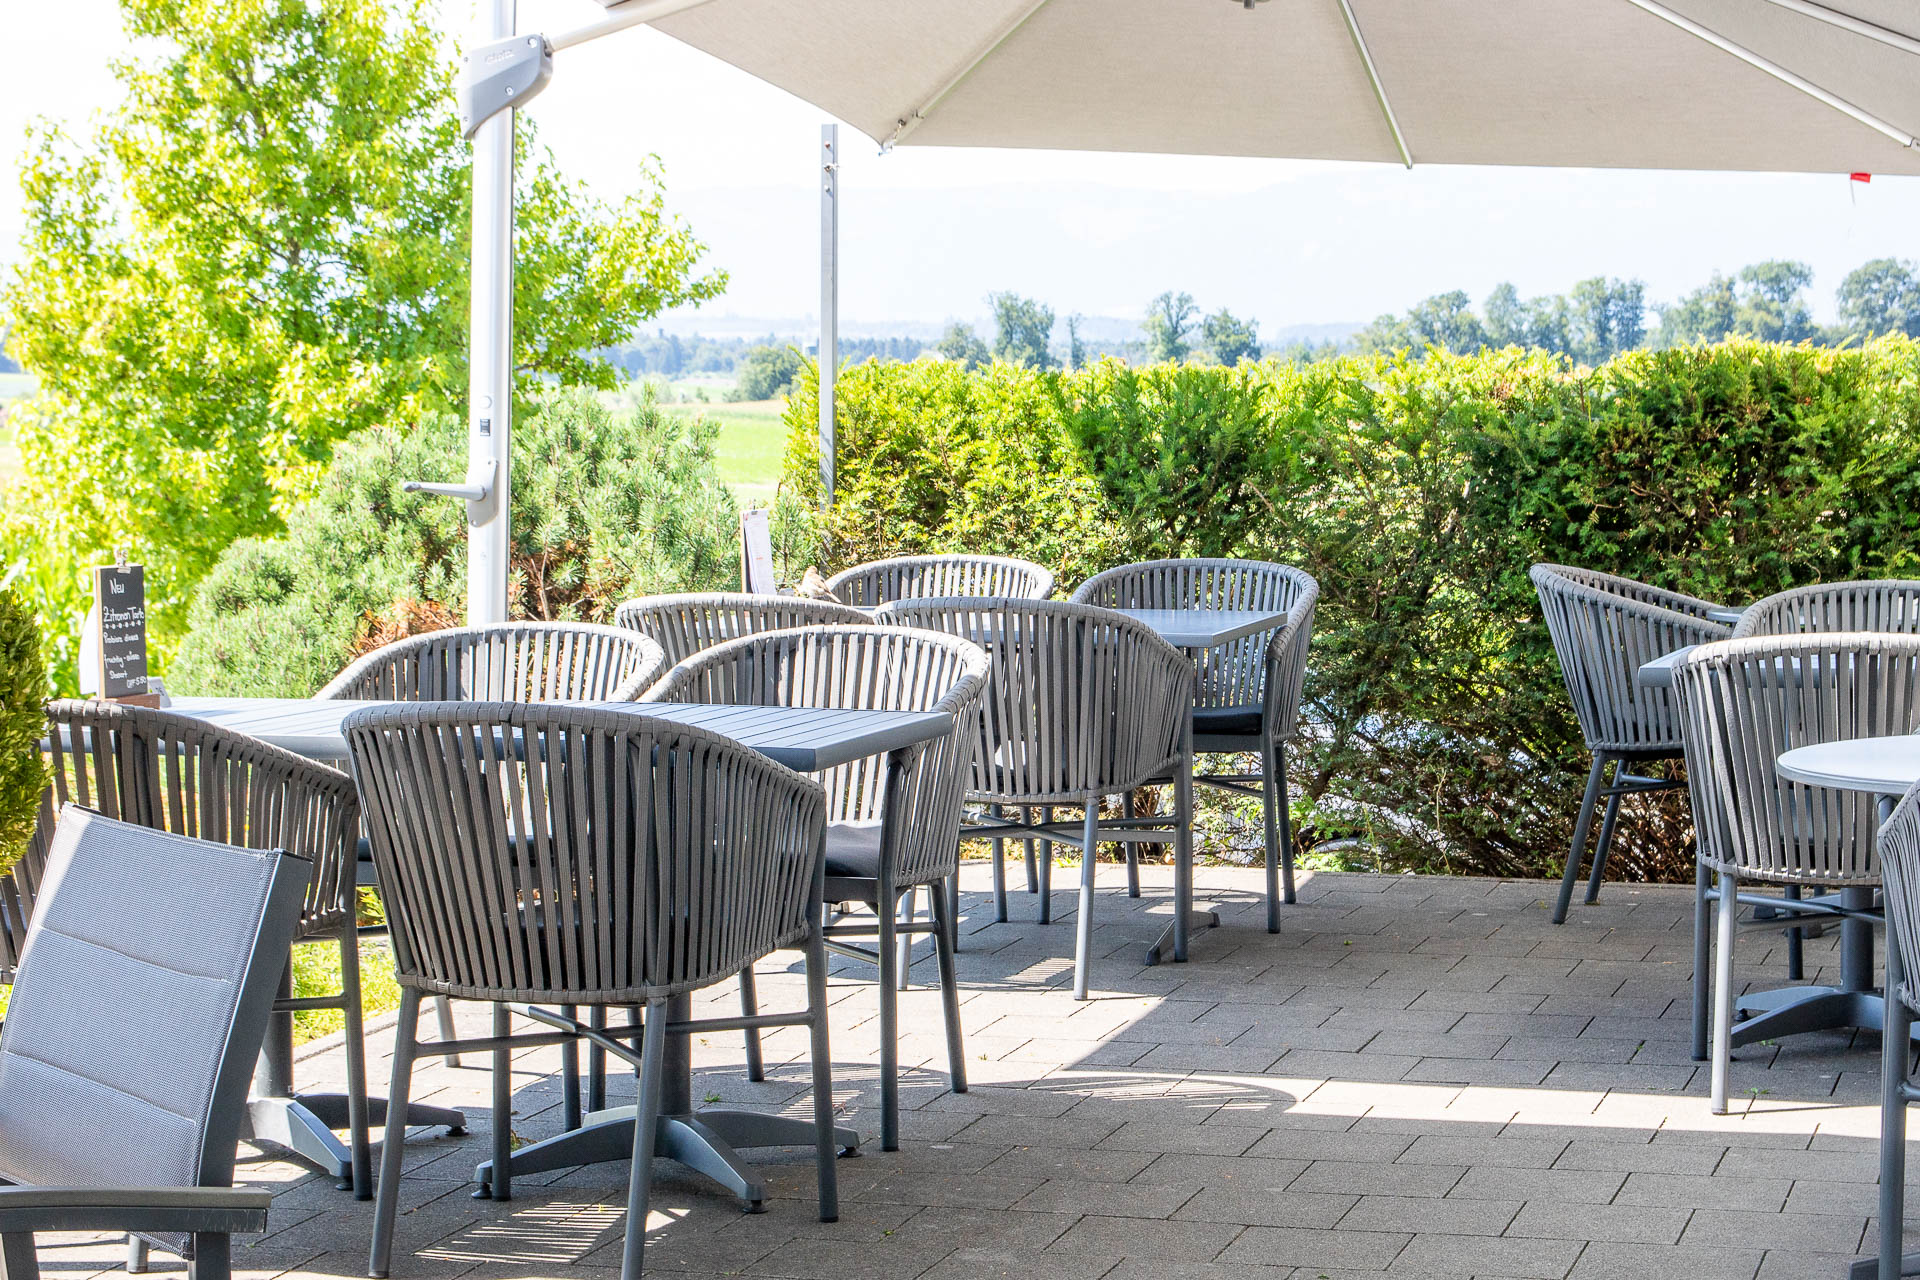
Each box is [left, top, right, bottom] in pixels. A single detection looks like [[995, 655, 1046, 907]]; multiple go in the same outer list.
[[0, 587, 48, 878], [778, 340, 1920, 882]]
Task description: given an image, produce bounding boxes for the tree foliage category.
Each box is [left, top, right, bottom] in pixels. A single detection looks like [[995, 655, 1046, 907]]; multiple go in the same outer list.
[[989, 292, 1056, 369], [732, 344, 804, 401], [1838, 258, 1920, 339], [1201, 309, 1261, 366], [1657, 260, 1815, 346], [1142, 291, 1198, 363], [0, 0, 724, 688], [0, 587, 48, 877], [935, 322, 991, 371]]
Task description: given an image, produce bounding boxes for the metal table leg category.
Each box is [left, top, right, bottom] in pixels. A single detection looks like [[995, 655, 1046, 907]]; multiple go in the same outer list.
[[1146, 708, 1217, 966], [1729, 885, 1914, 1047]]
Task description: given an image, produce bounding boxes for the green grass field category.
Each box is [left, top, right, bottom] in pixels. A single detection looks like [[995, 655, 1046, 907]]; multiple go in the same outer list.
[[668, 397, 790, 510]]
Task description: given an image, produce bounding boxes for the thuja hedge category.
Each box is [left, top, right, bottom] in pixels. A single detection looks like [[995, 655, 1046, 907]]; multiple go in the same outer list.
[[774, 340, 1920, 882]]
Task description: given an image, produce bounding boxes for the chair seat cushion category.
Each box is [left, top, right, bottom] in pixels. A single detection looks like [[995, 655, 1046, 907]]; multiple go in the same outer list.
[[823, 821, 884, 879], [1193, 704, 1264, 736]]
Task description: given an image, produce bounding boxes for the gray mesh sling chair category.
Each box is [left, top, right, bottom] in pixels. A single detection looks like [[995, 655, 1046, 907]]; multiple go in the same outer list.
[[345, 702, 842, 1280], [881, 599, 1193, 1001], [18, 701, 374, 1205], [1071, 559, 1318, 931], [1530, 564, 1733, 923], [1869, 777, 1920, 1280], [642, 625, 989, 1151], [827, 554, 1055, 607], [614, 592, 870, 666], [318, 621, 667, 1084], [0, 807, 308, 1280], [1670, 634, 1920, 1113], [1732, 580, 1920, 640]]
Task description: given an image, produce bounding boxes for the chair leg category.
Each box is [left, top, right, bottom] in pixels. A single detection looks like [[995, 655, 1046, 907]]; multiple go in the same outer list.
[[433, 995, 460, 1068], [338, 926, 373, 1200], [803, 913, 842, 1221], [620, 999, 668, 1280], [1037, 818, 1054, 925], [1125, 797, 1141, 899], [1783, 885, 1804, 982], [946, 874, 962, 954], [185, 1233, 229, 1280], [369, 988, 422, 1279], [559, 1004, 583, 1131], [588, 1005, 608, 1113], [992, 815, 1009, 923], [1710, 870, 1738, 1115], [739, 966, 765, 1082], [896, 887, 915, 992], [1584, 759, 1624, 905], [124, 1237, 147, 1274], [1553, 753, 1609, 924], [3, 1232, 40, 1280], [930, 877, 968, 1094], [490, 1003, 513, 1200], [1024, 805, 1039, 893], [877, 882, 901, 1152], [1073, 807, 1099, 1002], [1880, 927, 1911, 1280], [1692, 860, 1711, 1062], [1276, 742, 1296, 908]]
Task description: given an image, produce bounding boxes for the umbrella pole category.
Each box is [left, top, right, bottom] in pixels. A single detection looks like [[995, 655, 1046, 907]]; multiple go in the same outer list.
[[818, 124, 838, 510], [465, 0, 518, 626]]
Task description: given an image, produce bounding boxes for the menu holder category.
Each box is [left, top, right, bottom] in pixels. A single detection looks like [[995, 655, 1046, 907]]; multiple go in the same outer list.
[[91, 560, 160, 708], [741, 508, 777, 594]]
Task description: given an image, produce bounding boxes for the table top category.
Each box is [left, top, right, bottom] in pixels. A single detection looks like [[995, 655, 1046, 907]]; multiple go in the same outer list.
[[1637, 647, 1695, 689], [163, 697, 951, 773], [1707, 605, 1748, 625], [1114, 608, 1292, 650], [1776, 735, 1920, 797]]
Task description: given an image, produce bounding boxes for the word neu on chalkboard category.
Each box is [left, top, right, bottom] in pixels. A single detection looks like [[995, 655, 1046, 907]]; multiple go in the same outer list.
[[92, 562, 157, 705]]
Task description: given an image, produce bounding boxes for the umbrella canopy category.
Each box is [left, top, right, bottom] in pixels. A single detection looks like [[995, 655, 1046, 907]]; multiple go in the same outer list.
[[638, 0, 1920, 174]]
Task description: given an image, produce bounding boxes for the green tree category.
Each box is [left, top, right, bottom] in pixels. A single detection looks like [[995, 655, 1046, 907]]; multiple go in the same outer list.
[[1657, 272, 1739, 346], [989, 292, 1056, 369], [1142, 291, 1198, 363], [1356, 290, 1485, 355], [1066, 315, 1088, 371], [1838, 258, 1920, 338], [0, 587, 48, 876], [1568, 277, 1646, 363], [732, 344, 804, 401], [1, 0, 724, 688], [1202, 309, 1261, 366], [936, 321, 991, 371], [1734, 260, 1815, 343]]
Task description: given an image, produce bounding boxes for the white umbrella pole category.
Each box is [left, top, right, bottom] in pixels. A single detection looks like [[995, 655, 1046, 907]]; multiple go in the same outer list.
[[818, 123, 838, 509], [465, 0, 518, 625]]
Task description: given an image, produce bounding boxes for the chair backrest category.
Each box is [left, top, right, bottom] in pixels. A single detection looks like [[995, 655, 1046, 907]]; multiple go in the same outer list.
[[314, 623, 667, 703], [643, 626, 987, 887], [879, 599, 1190, 805], [0, 808, 307, 1249], [5, 701, 359, 981], [613, 592, 872, 668], [1071, 559, 1319, 723], [827, 555, 1054, 607], [1530, 563, 1732, 753], [1672, 633, 1920, 885], [1877, 779, 1920, 1014], [1733, 580, 1920, 639], [345, 702, 826, 1003]]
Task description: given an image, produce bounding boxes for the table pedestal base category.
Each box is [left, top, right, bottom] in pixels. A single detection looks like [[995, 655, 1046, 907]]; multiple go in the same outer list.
[[1849, 1255, 1920, 1278], [472, 1106, 859, 1209], [247, 1093, 468, 1192], [1146, 909, 1219, 966]]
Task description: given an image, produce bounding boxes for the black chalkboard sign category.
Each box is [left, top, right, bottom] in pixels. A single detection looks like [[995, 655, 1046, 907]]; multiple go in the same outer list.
[[93, 563, 152, 701]]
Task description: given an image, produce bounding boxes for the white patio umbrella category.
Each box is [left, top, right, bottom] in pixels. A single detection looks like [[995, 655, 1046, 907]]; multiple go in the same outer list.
[[429, 0, 1920, 621]]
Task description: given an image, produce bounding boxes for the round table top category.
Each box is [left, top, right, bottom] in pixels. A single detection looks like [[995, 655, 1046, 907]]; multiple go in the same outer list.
[[1776, 735, 1920, 796]]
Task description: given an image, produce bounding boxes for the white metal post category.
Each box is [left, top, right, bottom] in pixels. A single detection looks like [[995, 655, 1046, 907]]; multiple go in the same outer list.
[[467, 0, 518, 624], [818, 124, 838, 508]]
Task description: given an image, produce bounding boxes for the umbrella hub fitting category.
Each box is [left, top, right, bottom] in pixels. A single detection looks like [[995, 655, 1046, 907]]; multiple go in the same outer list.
[[459, 34, 553, 139]]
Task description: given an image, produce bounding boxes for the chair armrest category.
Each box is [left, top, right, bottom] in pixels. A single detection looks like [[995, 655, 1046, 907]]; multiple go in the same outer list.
[[0, 1186, 271, 1235]]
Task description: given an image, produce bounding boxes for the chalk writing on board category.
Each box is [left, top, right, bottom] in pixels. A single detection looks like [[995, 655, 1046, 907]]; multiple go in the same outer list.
[[94, 564, 150, 699]]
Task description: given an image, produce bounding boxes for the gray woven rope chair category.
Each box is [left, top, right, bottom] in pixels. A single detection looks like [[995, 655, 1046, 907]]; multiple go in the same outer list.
[[316, 621, 667, 702], [0, 807, 307, 1280], [318, 621, 666, 1080], [827, 554, 1055, 607], [1671, 634, 1920, 1113], [1530, 563, 1733, 923], [22, 700, 376, 1206], [613, 592, 871, 667], [1071, 559, 1318, 930], [880, 599, 1193, 1001], [642, 625, 988, 1151], [1868, 777, 1920, 1280], [346, 702, 842, 1280], [1732, 579, 1920, 639]]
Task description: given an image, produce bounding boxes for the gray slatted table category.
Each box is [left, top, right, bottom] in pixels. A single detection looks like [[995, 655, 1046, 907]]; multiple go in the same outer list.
[[168, 695, 951, 1212], [1115, 608, 1293, 965]]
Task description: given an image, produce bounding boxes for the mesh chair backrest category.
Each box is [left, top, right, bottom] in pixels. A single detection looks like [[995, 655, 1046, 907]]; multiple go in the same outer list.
[[880, 599, 1190, 805], [1070, 559, 1318, 718], [1530, 563, 1732, 753], [614, 593, 872, 668], [1878, 780, 1920, 1014], [644, 626, 987, 886], [1733, 580, 1920, 639], [5, 702, 359, 982], [827, 555, 1054, 607], [345, 702, 826, 1003], [315, 623, 667, 702], [1673, 634, 1920, 884], [0, 809, 306, 1249]]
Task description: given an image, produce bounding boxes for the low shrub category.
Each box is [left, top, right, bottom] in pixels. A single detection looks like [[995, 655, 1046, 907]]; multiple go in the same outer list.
[[0, 587, 48, 877], [172, 389, 739, 696], [780, 340, 1920, 882]]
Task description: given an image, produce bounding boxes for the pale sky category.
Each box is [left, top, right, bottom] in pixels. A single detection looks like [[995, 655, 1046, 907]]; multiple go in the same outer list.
[[6, 0, 1920, 337]]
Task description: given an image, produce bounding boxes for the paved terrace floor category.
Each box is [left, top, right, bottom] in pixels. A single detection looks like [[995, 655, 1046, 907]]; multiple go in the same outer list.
[[51, 865, 1920, 1279]]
